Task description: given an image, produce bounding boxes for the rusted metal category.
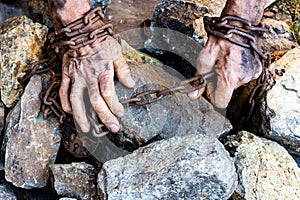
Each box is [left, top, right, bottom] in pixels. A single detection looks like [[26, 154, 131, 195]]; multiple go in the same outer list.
[[204, 15, 268, 59]]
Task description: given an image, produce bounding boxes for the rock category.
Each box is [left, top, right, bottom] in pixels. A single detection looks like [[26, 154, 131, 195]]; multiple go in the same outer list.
[[259, 18, 299, 52], [98, 133, 237, 200], [90, 61, 232, 161], [146, 0, 222, 65], [0, 100, 5, 132], [0, 16, 48, 107], [50, 162, 98, 200], [225, 131, 300, 200], [0, 2, 29, 27], [0, 184, 17, 200], [4, 74, 62, 189], [28, 0, 52, 27], [265, 47, 300, 155]]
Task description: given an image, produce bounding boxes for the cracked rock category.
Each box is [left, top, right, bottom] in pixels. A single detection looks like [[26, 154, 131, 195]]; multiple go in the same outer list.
[[266, 47, 300, 155], [4, 74, 62, 189], [50, 162, 98, 200], [98, 133, 237, 200], [226, 131, 300, 200]]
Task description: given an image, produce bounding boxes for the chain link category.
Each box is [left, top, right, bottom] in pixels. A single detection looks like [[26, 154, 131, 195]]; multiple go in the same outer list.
[[204, 15, 268, 59], [120, 72, 215, 106], [48, 7, 113, 54]]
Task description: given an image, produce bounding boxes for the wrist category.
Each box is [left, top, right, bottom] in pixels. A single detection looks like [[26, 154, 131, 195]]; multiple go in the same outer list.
[[48, 0, 92, 30], [220, 0, 267, 25]]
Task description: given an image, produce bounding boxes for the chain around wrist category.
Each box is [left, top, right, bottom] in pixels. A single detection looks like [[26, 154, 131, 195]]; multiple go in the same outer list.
[[203, 15, 268, 59], [48, 7, 114, 54]]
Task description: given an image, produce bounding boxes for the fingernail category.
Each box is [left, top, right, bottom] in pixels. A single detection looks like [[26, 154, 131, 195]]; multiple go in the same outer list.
[[109, 124, 120, 133], [126, 77, 135, 87], [81, 123, 90, 133], [188, 90, 199, 99]]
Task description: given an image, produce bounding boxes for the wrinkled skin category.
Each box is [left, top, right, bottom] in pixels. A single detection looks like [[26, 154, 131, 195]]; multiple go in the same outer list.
[[188, 35, 262, 108], [59, 37, 135, 133], [188, 0, 267, 108], [49, 0, 267, 132]]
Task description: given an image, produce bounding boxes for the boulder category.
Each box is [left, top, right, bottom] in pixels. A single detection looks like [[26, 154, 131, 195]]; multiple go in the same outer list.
[[225, 131, 300, 200], [0, 16, 48, 107], [50, 162, 98, 200], [98, 133, 237, 200], [265, 47, 300, 155], [0, 184, 16, 200], [86, 61, 232, 162], [4, 74, 62, 189], [259, 18, 299, 52]]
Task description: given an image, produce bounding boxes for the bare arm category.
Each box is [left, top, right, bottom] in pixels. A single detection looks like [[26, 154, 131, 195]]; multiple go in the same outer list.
[[189, 0, 268, 108]]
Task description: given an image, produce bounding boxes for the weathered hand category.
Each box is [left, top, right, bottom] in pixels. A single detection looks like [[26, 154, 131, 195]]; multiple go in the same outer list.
[[59, 36, 135, 133], [188, 35, 262, 108]]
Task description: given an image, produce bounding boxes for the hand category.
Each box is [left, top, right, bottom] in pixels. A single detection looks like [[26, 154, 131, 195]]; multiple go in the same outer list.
[[59, 36, 135, 133], [188, 35, 262, 108]]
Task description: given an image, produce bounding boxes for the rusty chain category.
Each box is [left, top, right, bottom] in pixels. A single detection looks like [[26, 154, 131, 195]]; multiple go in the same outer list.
[[21, 12, 272, 156], [48, 7, 113, 54], [204, 15, 268, 59]]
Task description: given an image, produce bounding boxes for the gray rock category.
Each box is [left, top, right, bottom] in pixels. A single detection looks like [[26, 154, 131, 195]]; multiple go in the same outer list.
[[265, 47, 300, 155], [98, 133, 237, 200], [105, 62, 232, 151], [50, 162, 98, 200], [0, 16, 48, 107], [225, 131, 300, 200], [0, 185, 17, 200], [0, 2, 29, 27], [4, 74, 62, 189], [146, 0, 222, 65], [259, 18, 299, 52]]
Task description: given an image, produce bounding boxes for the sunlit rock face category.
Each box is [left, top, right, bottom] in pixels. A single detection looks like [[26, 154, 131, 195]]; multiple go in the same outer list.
[[0, 16, 48, 107]]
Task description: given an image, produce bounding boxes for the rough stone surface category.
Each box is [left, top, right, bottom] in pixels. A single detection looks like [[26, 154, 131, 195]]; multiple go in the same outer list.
[[4, 74, 62, 189], [0, 16, 48, 107], [0, 185, 17, 200], [225, 131, 300, 200], [266, 47, 300, 155], [260, 18, 299, 52], [0, 2, 29, 27], [98, 133, 237, 200], [50, 162, 98, 200], [0, 100, 5, 132], [146, 0, 225, 65], [111, 62, 232, 150]]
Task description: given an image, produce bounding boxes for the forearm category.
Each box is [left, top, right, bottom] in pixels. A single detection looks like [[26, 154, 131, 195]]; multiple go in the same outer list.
[[221, 0, 268, 25], [48, 0, 92, 29]]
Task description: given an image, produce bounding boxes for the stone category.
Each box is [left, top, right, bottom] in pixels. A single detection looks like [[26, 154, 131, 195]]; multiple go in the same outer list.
[[0, 184, 17, 200], [4, 74, 62, 189], [0, 100, 5, 132], [50, 162, 98, 200], [0, 16, 48, 107], [146, 0, 222, 65], [259, 18, 299, 52], [28, 0, 52, 27], [265, 47, 300, 155], [225, 131, 300, 200], [0, 2, 29, 27], [98, 133, 237, 200], [90, 61, 232, 161]]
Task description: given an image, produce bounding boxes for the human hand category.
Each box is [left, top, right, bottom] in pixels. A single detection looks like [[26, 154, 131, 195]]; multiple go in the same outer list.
[[59, 36, 135, 133], [188, 35, 262, 108]]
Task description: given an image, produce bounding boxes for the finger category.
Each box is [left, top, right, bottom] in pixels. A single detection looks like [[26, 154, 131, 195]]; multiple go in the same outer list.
[[59, 65, 72, 114], [99, 62, 124, 117], [113, 56, 135, 88], [188, 47, 216, 99], [88, 81, 120, 133], [70, 79, 90, 133], [206, 72, 234, 108]]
